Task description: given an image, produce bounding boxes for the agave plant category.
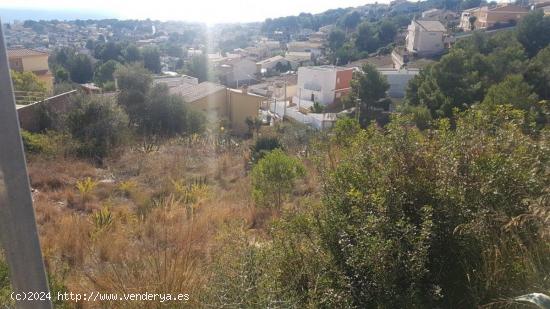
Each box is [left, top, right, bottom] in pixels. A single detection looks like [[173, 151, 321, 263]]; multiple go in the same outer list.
[[76, 177, 98, 200], [92, 207, 113, 231]]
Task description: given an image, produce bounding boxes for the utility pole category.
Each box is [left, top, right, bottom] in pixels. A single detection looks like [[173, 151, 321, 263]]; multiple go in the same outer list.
[[283, 77, 287, 118], [0, 19, 52, 309]]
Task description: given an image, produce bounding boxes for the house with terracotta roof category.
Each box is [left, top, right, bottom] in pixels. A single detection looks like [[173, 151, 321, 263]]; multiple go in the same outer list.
[[170, 81, 265, 134], [7, 48, 53, 92], [459, 4, 529, 31]]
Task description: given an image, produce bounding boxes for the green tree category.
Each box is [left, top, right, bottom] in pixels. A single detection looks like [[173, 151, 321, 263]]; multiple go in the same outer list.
[[333, 42, 359, 65], [355, 22, 380, 53], [94, 60, 119, 86], [67, 95, 129, 159], [142, 46, 162, 74], [328, 29, 346, 52], [469, 16, 477, 31], [342, 11, 362, 32], [186, 55, 209, 82], [94, 41, 123, 62], [123, 44, 142, 63], [352, 63, 389, 124], [516, 10, 550, 57], [115, 64, 153, 125], [140, 83, 201, 136], [377, 20, 397, 45], [482, 74, 538, 110], [69, 54, 93, 84], [11, 70, 48, 101], [252, 149, 305, 208], [525, 46, 550, 99], [54, 68, 69, 83], [250, 136, 282, 163]]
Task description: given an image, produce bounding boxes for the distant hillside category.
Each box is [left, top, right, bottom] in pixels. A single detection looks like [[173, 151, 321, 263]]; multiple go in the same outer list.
[[0, 8, 115, 23]]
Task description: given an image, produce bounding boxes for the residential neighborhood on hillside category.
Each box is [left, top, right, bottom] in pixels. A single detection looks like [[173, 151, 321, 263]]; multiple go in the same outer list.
[[1, 0, 549, 308]]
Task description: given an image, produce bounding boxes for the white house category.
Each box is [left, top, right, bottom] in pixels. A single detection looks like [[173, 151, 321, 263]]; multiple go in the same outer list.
[[295, 66, 354, 106], [406, 20, 446, 57]]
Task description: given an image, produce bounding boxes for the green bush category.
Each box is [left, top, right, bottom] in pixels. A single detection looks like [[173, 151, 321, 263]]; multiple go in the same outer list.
[[0, 254, 11, 306], [319, 107, 550, 307], [250, 137, 282, 163], [67, 95, 129, 159], [252, 149, 305, 208], [20, 130, 70, 157]]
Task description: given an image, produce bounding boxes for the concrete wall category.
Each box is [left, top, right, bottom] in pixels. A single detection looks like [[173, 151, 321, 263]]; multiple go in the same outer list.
[[17, 90, 77, 132], [186, 88, 228, 124], [379, 69, 419, 98], [297, 67, 337, 105], [186, 88, 264, 135], [228, 90, 263, 134]]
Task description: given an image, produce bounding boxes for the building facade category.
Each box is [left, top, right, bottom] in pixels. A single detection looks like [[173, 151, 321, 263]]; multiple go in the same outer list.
[[296, 66, 354, 106], [173, 81, 264, 135], [406, 20, 446, 57], [7, 48, 53, 92], [459, 4, 529, 31]]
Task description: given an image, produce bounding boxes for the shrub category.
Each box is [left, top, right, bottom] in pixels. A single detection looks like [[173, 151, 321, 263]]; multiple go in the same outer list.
[[250, 137, 282, 163], [20, 130, 71, 157], [67, 95, 129, 159], [252, 149, 305, 208]]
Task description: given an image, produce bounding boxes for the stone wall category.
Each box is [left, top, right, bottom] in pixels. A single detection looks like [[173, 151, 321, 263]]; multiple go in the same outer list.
[[17, 90, 77, 132]]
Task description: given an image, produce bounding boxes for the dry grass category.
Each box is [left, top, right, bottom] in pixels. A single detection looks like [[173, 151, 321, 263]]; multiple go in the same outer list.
[[25, 133, 297, 308]]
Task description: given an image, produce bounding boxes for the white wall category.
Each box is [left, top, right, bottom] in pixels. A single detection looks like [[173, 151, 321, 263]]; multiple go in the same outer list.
[[416, 31, 444, 55], [406, 23, 444, 55], [297, 67, 337, 105], [380, 69, 420, 98]]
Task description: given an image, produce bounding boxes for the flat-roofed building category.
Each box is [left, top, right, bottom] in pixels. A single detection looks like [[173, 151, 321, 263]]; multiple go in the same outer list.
[[295, 66, 354, 106]]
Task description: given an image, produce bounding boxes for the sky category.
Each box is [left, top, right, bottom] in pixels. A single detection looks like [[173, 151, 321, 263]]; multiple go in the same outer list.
[[0, 0, 379, 24]]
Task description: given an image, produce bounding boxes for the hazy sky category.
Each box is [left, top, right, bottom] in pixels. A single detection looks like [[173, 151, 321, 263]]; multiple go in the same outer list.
[[0, 0, 380, 24]]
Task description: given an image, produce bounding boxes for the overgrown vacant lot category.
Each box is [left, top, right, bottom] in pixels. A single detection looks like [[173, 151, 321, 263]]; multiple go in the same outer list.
[[23, 127, 317, 308]]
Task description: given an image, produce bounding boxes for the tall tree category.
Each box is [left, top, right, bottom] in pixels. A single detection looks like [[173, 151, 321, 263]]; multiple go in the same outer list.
[[115, 64, 153, 124], [123, 44, 142, 63], [142, 46, 162, 74], [352, 63, 390, 117], [516, 10, 550, 57], [377, 20, 397, 45], [525, 46, 550, 99], [186, 55, 209, 82], [94, 60, 119, 86], [328, 29, 346, 52], [342, 11, 362, 32], [69, 54, 93, 84], [355, 22, 380, 53], [482, 74, 538, 111]]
